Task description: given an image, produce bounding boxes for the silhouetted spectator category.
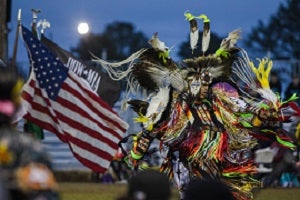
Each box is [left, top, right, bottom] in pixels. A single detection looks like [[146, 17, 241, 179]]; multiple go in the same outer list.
[[284, 74, 300, 104], [116, 169, 171, 200], [284, 74, 300, 162], [267, 71, 283, 129], [184, 178, 235, 200], [269, 71, 282, 96], [0, 174, 8, 200]]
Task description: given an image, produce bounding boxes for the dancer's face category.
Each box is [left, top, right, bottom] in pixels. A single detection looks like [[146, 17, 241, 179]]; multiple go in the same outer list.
[[187, 72, 211, 99], [189, 77, 201, 96]]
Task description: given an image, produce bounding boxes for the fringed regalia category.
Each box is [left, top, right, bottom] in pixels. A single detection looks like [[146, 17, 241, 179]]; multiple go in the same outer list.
[[93, 12, 300, 200]]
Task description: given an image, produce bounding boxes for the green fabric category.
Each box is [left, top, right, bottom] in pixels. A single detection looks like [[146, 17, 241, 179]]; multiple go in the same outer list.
[[24, 121, 44, 140]]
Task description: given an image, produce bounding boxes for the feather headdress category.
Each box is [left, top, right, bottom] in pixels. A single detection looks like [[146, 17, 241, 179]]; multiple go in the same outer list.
[[92, 33, 185, 94], [230, 50, 280, 109], [184, 12, 211, 55], [181, 28, 242, 82]]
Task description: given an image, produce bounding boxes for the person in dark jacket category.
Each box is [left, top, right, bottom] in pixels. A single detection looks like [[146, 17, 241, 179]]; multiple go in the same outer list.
[[284, 74, 300, 105], [0, 61, 59, 200], [184, 177, 235, 200], [269, 71, 282, 96], [116, 169, 171, 200]]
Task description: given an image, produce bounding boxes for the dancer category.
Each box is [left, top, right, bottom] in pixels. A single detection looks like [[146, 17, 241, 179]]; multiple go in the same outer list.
[[93, 12, 299, 200]]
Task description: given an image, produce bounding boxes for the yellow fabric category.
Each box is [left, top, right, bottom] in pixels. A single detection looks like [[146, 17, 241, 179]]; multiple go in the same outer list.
[[295, 123, 300, 145], [11, 78, 24, 106], [0, 141, 13, 165]]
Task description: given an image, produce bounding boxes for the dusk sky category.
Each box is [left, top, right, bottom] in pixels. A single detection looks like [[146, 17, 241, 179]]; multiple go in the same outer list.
[[8, 0, 286, 63]]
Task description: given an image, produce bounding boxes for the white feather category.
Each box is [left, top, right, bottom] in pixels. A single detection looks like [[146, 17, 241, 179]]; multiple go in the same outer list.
[[143, 87, 170, 128], [202, 30, 210, 53], [256, 88, 278, 106], [148, 32, 169, 52], [220, 29, 241, 49], [190, 30, 199, 52]]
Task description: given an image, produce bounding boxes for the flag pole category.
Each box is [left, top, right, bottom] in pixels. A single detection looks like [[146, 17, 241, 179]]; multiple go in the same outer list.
[[11, 9, 21, 68]]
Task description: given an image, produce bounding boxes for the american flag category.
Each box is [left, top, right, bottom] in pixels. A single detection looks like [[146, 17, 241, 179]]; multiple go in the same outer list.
[[21, 25, 128, 173]]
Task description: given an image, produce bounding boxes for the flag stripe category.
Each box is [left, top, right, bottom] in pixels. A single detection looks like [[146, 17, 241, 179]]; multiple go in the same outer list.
[[22, 81, 119, 157], [65, 134, 112, 165], [23, 79, 119, 152], [24, 107, 114, 168], [24, 112, 66, 142], [59, 78, 124, 140], [72, 150, 107, 172], [55, 114, 118, 152], [55, 96, 122, 143], [22, 82, 68, 142], [67, 73, 127, 132], [23, 79, 67, 135]]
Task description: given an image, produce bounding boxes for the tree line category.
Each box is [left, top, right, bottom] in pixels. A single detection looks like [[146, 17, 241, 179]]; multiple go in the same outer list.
[[71, 0, 299, 61]]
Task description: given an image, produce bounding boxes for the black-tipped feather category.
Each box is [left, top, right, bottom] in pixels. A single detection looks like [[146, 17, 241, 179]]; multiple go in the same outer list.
[[132, 48, 178, 91], [127, 100, 149, 116]]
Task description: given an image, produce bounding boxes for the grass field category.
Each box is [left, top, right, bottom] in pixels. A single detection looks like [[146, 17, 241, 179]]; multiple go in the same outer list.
[[57, 182, 300, 200]]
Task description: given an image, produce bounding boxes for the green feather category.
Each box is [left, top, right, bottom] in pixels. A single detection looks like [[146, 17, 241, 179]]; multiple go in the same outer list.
[[276, 135, 296, 149]]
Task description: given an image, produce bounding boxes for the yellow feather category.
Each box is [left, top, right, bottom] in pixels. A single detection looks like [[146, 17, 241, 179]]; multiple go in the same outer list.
[[249, 58, 272, 89]]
